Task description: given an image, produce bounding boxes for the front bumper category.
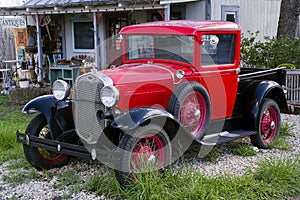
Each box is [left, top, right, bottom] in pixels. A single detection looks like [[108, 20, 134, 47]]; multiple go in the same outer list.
[[16, 130, 121, 165]]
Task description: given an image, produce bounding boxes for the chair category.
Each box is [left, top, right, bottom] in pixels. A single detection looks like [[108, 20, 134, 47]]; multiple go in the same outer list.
[[53, 54, 62, 67]]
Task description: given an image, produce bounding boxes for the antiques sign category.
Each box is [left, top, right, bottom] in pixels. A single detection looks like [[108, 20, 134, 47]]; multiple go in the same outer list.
[[0, 17, 26, 28]]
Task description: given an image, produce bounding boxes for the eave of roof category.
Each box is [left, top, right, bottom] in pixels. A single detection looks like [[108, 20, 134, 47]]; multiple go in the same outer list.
[[0, 0, 164, 16]]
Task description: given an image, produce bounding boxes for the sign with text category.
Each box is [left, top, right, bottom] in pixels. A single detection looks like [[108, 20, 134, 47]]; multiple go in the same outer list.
[[0, 17, 26, 28]]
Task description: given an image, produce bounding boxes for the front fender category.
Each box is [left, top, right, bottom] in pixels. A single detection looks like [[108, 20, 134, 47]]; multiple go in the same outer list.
[[111, 107, 194, 139], [110, 107, 195, 155], [22, 95, 71, 134], [111, 107, 175, 130]]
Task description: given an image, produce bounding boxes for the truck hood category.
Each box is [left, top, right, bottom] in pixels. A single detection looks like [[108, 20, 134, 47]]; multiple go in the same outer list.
[[101, 63, 193, 86]]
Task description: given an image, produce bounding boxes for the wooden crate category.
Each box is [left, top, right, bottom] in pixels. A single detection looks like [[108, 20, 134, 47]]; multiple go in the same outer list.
[[284, 69, 300, 105]]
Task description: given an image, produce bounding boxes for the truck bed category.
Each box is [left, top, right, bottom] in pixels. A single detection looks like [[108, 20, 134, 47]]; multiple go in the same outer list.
[[239, 67, 300, 112], [239, 67, 285, 85]]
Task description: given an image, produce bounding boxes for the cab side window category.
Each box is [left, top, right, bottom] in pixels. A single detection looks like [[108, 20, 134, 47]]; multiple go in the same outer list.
[[201, 34, 236, 66]]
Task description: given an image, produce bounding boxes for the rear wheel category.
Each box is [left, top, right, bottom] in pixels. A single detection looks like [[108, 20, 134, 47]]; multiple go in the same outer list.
[[115, 124, 171, 186], [250, 99, 281, 149], [23, 114, 70, 170]]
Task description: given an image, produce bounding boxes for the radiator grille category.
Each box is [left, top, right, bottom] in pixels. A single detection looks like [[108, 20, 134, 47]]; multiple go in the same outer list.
[[73, 73, 105, 144]]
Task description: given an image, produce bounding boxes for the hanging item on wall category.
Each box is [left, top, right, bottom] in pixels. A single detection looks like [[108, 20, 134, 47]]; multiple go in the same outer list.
[[41, 15, 52, 40]]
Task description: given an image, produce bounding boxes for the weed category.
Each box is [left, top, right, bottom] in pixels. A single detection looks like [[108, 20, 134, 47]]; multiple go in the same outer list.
[[203, 146, 222, 162], [84, 169, 122, 198], [231, 143, 257, 156], [54, 170, 81, 190], [270, 122, 294, 150], [84, 157, 300, 200], [2, 168, 38, 186], [280, 122, 295, 137], [270, 137, 291, 150], [6, 158, 31, 171]]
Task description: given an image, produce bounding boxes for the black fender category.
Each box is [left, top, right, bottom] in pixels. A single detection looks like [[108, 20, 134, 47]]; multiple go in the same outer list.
[[110, 107, 195, 150], [22, 95, 73, 137], [239, 80, 289, 130]]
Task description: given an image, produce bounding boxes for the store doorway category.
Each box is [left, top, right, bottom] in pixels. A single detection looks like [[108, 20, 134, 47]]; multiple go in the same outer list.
[[105, 13, 129, 66]]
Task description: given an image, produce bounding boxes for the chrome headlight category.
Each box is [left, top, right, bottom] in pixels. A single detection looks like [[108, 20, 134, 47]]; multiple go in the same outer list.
[[52, 80, 70, 100], [100, 85, 120, 107]]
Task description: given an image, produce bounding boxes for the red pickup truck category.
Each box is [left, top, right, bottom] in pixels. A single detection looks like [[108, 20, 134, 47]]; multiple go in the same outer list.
[[17, 20, 294, 185]]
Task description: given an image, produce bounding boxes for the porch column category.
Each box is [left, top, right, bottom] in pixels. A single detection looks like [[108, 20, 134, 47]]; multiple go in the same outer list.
[[93, 12, 100, 70], [164, 3, 170, 21], [35, 13, 43, 82]]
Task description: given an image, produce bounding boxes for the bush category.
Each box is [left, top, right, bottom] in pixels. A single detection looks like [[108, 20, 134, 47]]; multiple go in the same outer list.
[[240, 31, 300, 68]]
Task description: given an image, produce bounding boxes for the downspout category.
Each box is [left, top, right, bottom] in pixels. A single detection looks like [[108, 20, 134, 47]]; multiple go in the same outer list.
[[206, 0, 211, 20], [35, 13, 43, 83], [93, 12, 100, 70]]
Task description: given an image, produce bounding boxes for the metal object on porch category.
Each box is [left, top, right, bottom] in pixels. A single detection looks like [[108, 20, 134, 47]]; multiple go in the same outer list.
[[284, 69, 300, 106]]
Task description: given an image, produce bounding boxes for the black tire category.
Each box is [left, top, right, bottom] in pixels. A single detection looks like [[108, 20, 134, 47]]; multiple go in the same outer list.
[[167, 82, 211, 139], [23, 113, 70, 170], [250, 99, 281, 149], [115, 124, 171, 186]]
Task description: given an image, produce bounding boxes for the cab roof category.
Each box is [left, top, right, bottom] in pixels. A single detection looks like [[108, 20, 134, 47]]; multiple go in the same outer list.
[[120, 20, 241, 35]]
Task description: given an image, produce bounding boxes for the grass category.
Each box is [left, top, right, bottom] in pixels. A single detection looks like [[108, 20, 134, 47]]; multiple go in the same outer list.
[[231, 143, 258, 156], [83, 157, 300, 200], [270, 122, 295, 150], [0, 95, 34, 164]]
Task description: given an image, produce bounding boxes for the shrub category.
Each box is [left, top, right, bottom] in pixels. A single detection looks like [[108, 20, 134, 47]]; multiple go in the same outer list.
[[240, 31, 300, 68]]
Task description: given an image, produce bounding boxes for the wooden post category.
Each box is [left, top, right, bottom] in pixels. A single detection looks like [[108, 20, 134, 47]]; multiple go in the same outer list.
[[35, 13, 43, 82]]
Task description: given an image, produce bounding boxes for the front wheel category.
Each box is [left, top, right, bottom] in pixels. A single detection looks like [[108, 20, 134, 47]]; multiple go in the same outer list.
[[23, 114, 70, 170], [115, 124, 171, 186], [250, 99, 281, 149]]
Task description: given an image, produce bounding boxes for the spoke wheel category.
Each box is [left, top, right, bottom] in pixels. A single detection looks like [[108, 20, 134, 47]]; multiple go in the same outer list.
[[180, 91, 207, 136], [167, 82, 211, 139], [23, 114, 70, 170], [116, 124, 171, 186], [250, 99, 281, 149]]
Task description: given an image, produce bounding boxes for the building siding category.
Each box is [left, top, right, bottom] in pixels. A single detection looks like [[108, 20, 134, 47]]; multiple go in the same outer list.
[[211, 0, 281, 41]]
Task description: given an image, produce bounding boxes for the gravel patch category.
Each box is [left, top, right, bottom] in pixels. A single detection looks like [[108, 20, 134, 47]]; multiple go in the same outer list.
[[0, 114, 299, 199]]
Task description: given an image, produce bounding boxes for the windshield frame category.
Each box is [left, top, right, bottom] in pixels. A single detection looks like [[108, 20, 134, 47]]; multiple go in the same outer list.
[[123, 34, 196, 65]]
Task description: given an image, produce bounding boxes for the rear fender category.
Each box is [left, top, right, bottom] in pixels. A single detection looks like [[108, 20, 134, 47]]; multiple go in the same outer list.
[[22, 95, 72, 135], [241, 80, 288, 129]]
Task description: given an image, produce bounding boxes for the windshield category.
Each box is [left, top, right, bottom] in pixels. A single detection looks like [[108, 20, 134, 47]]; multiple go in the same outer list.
[[125, 35, 194, 64]]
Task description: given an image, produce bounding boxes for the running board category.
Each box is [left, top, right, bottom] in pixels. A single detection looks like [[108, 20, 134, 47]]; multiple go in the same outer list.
[[200, 130, 257, 146]]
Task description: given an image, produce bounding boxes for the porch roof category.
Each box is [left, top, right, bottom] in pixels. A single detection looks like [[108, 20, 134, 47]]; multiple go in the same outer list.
[[0, 0, 165, 16]]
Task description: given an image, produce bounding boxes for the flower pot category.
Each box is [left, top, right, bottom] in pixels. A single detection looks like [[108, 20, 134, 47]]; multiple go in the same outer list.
[[19, 80, 30, 88]]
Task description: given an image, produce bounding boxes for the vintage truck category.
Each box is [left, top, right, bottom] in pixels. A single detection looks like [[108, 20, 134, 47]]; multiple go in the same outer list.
[[17, 20, 296, 185]]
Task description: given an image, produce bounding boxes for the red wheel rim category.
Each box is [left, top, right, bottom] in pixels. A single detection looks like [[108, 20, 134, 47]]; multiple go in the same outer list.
[[180, 92, 206, 137], [37, 127, 67, 164], [130, 134, 165, 171], [260, 106, 278, 143]]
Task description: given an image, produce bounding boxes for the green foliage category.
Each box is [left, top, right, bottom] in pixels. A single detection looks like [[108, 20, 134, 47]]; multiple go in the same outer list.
[[53, 170, 81, 190], [231, 143, 257, 157], [0, 95, 34, 164], [241, 31, 300, 68], [203, 147, 222, 162], [84, 169, 122, 198], [84, 158, 300, 200], [270, 122, 294, 150], [2, 169, 38, 186]]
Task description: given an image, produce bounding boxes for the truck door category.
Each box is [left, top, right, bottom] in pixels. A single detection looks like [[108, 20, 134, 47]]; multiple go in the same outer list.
[[197, 32, 240, 120]]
